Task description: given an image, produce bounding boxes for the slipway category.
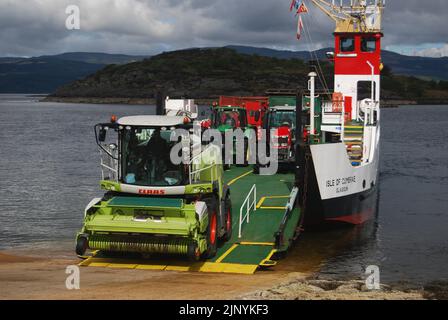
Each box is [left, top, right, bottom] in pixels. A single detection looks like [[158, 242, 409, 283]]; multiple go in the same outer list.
[[80, 167, 302, 274]]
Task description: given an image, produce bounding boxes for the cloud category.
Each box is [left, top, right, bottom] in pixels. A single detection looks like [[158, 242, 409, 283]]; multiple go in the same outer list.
[[0, 0, 447, 57], [415, 44, 448, 58]]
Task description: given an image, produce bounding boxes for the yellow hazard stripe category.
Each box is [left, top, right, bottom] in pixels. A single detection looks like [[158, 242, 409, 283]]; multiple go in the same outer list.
[[266, 195, 290, 199], [260, 249, 278, 267], [256, 196, 266, 209], [216, 243, 239, 263], [228, 170, 253, 186], [257, 195, 289, 209], [239, 242, 275, 246]]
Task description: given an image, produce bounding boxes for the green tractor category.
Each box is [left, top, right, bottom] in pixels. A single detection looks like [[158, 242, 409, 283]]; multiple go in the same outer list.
[[211, 105, 255, 168], [76, 111, 232, 261]]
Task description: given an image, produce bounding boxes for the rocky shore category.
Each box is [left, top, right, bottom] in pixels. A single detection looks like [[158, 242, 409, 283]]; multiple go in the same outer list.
[[240, 273, 448, 300]]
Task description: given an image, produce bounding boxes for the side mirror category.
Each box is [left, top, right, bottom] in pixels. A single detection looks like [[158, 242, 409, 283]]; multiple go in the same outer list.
[[326, 51, 334, 58], [99, 127, 108, 142]]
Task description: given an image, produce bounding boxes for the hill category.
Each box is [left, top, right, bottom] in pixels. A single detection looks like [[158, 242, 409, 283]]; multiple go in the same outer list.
[[1, 47, 447, 94], [227, 45, 448, 81], [0, 53, 147, 93], [49, 47, 448, 104], [50, 48, 315, 99]]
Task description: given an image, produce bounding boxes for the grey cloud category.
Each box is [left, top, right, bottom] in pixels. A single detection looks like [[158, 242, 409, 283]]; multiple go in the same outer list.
[[0, 0, 446, 57]]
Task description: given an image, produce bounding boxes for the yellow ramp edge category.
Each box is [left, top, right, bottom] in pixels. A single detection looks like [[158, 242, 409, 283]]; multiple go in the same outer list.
[[256, 195, 289, 209], [79, 256, 259, 274]]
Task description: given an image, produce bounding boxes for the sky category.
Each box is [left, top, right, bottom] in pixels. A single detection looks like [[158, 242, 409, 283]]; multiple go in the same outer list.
[[0, 0, 447, 58]]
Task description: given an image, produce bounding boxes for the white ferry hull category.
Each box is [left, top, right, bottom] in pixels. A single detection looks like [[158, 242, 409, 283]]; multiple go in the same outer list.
[[304, 142, 380, 226]]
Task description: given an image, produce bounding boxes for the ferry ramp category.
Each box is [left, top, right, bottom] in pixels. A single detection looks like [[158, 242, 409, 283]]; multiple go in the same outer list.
[[80, 167, 302, 274]]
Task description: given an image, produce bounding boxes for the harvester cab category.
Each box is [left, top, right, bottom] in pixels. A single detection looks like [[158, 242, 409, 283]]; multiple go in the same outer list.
[[76, 100, 232, 261]]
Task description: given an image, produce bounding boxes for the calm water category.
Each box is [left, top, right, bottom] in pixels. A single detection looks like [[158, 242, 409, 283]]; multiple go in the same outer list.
[[0, 94, 447, 286]]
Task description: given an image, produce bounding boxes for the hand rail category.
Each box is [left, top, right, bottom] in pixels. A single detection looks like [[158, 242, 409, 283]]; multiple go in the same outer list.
[[189, 163, 215, 185], [188, 145, 218, 184], [274, 187, 299, 249], [238, 184, 257, 238], [341, 98, 346, 141], [100, 148, 118, 181]]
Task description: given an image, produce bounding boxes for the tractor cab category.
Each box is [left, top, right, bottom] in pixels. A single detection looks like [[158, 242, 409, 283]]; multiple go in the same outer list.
[[217, 96, 269, 128], [212, 106, 248, 132], [267, 106, 296, 131], [263, 96, 297, 165], [210, 105, 254, 168]]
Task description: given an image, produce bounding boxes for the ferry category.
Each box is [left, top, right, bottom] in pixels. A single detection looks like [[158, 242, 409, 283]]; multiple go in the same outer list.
[[298, 0, 384, 226]]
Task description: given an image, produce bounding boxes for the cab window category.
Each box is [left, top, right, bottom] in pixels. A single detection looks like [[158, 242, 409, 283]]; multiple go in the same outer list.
[[340, 37, 355, 52], [361, 38, 377, 52]]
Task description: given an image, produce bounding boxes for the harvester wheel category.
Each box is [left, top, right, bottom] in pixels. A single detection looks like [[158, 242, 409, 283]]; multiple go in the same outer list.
[[76, 236, 88, 257], [206, 207, 218, 258], [187, 243, 201, 262]]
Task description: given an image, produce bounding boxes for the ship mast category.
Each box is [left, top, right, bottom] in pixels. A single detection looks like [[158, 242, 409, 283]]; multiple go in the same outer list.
[[308, 0, 385, 33]]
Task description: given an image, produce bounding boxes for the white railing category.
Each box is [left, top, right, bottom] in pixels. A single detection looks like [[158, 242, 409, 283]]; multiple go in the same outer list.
[[238, 184, 257, 238], [189, 163, 215, 185], [100, 146, 118, 181], [358, 99, 378, 125], [188, 149, 217, 184]]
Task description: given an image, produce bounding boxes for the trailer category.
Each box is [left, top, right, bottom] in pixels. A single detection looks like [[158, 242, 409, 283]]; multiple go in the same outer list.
[[218, 96, 269, 128]]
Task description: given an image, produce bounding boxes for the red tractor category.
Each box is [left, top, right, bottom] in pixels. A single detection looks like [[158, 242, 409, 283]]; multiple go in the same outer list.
[[218, 96, 269, 129], [254, 96, 297, 173]]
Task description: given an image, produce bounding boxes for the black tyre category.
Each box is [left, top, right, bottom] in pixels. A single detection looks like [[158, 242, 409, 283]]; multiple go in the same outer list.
[[187, 242, 201, 262], [76, 236, 88, 257]]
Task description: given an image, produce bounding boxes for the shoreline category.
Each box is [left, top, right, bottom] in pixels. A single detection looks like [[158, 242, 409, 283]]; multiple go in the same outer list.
[[1, 250, 445, 300], [41, 96, 448, 107], [42, 96, 217, 106]]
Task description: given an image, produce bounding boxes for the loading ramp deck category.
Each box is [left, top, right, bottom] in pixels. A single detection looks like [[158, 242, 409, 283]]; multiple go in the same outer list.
[[80, 167, 302, 274]]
